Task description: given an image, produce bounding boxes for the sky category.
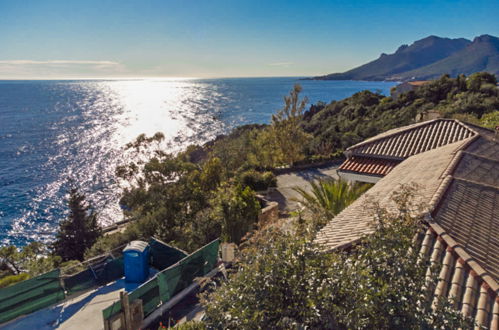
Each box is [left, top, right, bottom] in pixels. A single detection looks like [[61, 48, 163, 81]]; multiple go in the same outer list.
[[0, 0, 497, 79]]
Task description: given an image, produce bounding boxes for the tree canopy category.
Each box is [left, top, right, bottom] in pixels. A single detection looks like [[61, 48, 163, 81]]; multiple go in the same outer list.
[[301, 73, 499, 157], [202, 188, 474, 329], [52, 188, 101, 261]]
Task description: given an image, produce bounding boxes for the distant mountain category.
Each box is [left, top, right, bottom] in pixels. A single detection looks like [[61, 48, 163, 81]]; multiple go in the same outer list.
[[392, 35, 499, 81], [313, 35, 499, 81]]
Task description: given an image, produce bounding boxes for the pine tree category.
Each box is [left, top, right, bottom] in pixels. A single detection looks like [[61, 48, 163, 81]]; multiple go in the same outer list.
[[52, 188, 101, 261]]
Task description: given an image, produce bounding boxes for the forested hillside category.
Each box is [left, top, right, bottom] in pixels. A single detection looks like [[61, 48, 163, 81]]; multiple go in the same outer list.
[[302, 72, 499, 155]]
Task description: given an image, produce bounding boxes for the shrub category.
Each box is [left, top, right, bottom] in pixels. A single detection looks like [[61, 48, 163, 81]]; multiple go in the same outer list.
[[0, 273, 30, 288], [172, 321, 206, 330], [479, 110, 499, 129], [203, 188, 473, 329], [52, 188, 101, 261], [294, 179, 371, 230], [211, 184, 261, 244], [239, 170, 276, 192]]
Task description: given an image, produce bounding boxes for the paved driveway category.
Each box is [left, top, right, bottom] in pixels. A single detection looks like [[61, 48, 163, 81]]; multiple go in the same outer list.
[[266, 164, 340, 213]]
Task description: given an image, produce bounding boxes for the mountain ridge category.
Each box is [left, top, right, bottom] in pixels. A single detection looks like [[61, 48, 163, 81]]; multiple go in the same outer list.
[[312, 35, 499, 81]]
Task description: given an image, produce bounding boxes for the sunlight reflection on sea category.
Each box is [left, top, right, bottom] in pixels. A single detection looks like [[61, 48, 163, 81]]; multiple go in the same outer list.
[[0, 78, 396, 246]]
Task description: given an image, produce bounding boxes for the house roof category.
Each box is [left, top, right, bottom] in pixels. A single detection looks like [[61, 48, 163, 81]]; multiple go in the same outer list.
[[407, 80, 429, 86], [316, 138, 471, 250], [433, 178, 499, 280], [346, 119, 476, 160], [338, 156, 400, 176], [316, 120, 499, 328], [414, 224, 498, 329]]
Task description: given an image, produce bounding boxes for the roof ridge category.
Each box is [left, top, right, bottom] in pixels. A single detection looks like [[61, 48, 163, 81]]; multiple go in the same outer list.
[[453, 118, 480, 136], [458, 121, 496, 134], [427, 134, 480, 211], [346, 119, 440, 151], [440, 134, 480, 178], [428, 221, 499, 293], [346, 119, 475, 153]]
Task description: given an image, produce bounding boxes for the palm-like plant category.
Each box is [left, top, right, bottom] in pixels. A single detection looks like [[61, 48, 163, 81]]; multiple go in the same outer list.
[[294, 179, 371, 228]]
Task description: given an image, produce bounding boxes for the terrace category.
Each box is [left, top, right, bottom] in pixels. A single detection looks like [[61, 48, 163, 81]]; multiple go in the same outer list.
[[0, 238, 220, 330]]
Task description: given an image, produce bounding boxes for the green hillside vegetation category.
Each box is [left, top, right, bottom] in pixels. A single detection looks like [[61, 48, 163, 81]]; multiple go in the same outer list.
[[302, 72, 499, 155], [0, 73, 497, 291], [203, 187, 474, 329], [63, 72, 499, 263]]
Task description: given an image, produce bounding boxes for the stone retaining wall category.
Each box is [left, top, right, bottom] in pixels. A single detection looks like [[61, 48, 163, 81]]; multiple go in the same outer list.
[[258, 201, 279, 225]]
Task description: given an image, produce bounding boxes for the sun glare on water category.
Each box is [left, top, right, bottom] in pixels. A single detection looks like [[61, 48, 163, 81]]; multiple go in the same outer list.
[[5, 78, 226, 245]]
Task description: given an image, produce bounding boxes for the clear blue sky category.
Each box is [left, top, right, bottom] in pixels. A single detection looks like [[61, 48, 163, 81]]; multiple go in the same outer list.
[[0, 0, 497, 79]]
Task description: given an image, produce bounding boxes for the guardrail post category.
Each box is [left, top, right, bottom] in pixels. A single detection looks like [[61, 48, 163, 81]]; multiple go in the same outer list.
[[120, 291, 132, 330]]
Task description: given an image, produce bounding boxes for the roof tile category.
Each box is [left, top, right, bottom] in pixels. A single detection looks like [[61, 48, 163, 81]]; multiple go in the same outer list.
[[338, 157, 400, 176], [348, 119, 475, 159]]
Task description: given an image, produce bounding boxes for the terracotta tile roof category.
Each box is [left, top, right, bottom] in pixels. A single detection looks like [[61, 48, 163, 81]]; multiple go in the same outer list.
[[465, 135, 499, 161], [316, 139, 470, 250], [347, 119, 476, 159], [453, 152, 499, 187], [415, 225, 498, 329], [315, 121, 499, 327], [433, 179, 499, 281], [338, 156, 400, 176], [407, 80, 429, 86]]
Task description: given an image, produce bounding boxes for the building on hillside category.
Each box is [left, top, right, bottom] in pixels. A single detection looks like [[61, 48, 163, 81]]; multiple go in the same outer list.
[[317, 119, 499, 329], [391, 80, 429, 98], [338, 119, 475, 183]]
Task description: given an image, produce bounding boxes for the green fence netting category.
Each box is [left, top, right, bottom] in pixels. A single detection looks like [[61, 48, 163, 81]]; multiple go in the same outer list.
[[101, 256, 124, 284], [149, 238, 188, 270], [0, 269, 65, 324], [64, 256, 125, 296], [63, 268, 96, 295], [160, 238, 220, 299], [102, 239, 220, 321], [129, 277, 161, 315], [102, 300, 122, 321]]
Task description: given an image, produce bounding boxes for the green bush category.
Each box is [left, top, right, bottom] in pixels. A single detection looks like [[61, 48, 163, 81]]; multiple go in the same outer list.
[[301, 73, 499, 155], [479, 110, 499, 129], [239, 170, 276, 191], [0, 273, 29, 288], [294, 179, 372, 230], [203, 188, 474, 329], [173, 321, 206, 329], [211, 183, 261, 244]]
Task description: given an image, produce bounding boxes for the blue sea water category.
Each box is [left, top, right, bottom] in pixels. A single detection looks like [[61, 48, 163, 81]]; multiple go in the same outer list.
[[0, 77, 396, 246]]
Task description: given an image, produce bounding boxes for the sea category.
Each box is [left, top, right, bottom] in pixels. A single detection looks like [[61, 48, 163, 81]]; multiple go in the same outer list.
[[0, 77, 396, 247]]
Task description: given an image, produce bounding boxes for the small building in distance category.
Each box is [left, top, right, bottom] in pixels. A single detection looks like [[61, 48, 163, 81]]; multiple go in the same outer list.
[[391, 80, 429, 98]]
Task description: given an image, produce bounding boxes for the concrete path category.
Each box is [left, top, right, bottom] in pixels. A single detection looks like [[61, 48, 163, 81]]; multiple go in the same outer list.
[[1, 276, 153, 330], [266, 164, 340, 213], [0, 282, 123, 330]]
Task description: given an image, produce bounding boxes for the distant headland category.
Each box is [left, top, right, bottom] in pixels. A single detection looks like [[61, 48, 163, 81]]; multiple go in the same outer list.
[[309, 34, 499, 82]]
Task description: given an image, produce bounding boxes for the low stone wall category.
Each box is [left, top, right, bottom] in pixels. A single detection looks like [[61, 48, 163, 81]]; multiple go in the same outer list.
[[258, 201, 279, 225], [272, 158, 344, 175]]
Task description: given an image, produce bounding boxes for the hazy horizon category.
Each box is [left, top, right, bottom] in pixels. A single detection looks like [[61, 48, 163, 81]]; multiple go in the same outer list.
[[1, 0, 498, 79]]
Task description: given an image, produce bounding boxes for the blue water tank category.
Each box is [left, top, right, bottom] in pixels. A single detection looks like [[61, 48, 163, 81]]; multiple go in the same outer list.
[[123, 240, 150, 283]]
